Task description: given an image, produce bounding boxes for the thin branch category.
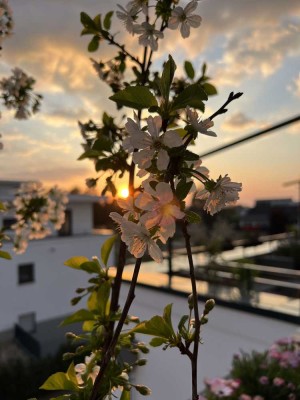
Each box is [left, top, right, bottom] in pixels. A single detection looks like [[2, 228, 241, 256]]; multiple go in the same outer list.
[[181, 221, 200, 400], [106, 33, 142, 67], [90, 258, 143, 400], [209, 91, 243, 121]]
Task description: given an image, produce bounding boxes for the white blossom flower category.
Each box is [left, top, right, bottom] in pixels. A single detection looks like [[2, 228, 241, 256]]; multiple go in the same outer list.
[[196, 175, 242, 215], [123, 112, 143, 153], [75, 353, 100, 386], [168, 1, 202, 39], [110, 211, 163, 262], [0, 68, 42, 119], [133, 21, 163, 51], [186, 107, 216, 137], [0, 0, 14, 48], [117, 192, 140, 220], [11, 182, 68, 253], [116, 3, 139, 34], [136, 182, 185, 243], [125, 115, 182, 171], [128, 0, 148, 15]]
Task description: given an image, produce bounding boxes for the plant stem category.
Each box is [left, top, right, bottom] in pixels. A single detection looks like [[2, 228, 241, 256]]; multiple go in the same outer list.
[[90, 258, 142, 400], [181, 220, 200, 400], [209, 91, 243, 121], [106, 33, 142, 67]]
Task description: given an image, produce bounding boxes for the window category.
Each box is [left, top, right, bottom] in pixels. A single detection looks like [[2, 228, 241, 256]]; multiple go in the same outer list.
[[18, 263, 35, 284], [58, 209, 72, 236]]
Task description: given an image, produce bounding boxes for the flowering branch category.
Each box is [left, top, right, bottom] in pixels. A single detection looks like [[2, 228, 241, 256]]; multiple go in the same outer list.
[[90, 257, 143, 400]]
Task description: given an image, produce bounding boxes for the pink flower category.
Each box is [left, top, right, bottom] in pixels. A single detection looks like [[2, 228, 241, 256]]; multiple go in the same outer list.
[[239, 395, 252, 400], [136, 182, 185, 243], [259, 376, 269, 385], [205, 377, 239, 397], [273, 377, 285, 386]]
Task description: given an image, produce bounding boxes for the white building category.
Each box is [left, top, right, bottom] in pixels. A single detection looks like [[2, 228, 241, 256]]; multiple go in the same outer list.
[[0, 180, 114, 356]]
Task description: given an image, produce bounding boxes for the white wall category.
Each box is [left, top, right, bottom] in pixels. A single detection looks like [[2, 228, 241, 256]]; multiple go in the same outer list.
[[0, 233, 114, 333], [121, 284, 298, 400], [68, 202, 93, 235]]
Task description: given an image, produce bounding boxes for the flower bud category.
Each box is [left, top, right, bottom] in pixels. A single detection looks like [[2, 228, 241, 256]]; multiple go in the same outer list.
[[135, 385, 152, 396], [204, 299, 215, 313], [188, 293, 194, 309], [65, 332, 76, 339], [137, 342, 150, 354], [62, 352, 74, 360], [136, 358, 147, 366], [71, 296, 82, 306], [75, 287, 85, 294]]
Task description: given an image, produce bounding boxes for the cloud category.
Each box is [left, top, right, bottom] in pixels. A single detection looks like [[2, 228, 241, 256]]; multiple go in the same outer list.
[[287, 74, 300, 97], [222, 112, 257, 132], [212, 20, 300, 87]]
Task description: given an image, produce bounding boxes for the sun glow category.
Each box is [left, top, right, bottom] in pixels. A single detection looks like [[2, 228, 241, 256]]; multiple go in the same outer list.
[[119, 187, 129, 198]]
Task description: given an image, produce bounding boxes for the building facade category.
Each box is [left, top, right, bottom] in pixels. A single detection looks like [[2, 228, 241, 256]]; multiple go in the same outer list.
[[0, 181, 114, 355]]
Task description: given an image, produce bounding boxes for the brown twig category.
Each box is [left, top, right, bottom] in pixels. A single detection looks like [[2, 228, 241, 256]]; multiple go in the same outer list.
[[90, 258, 142, 400], [181, 220, 200, 400], [209, 91, 243, 121]]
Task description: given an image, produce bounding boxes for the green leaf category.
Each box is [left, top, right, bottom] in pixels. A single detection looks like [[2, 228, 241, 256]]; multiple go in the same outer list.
[[103, 11, 113, 30], [202, 82, 217, 96], [183, 149, 199, 161], [184, 61, 195, 80], [120, 390, 131, 400], [66, 363, 78, 386], [80, 261, 100, 274], [101, 235, 117, 266], [80, 12, 97, 30], [149, 337, 168, 347], [50, 396, 71, 400], [88, 35, 99, 52], [97, 280, 111, 316], [185, 210, 201, 224], [178, 315, 189, 332], [82, 320, 95, 331], [131, 316, 173, 339], [92, 136, 113, 153], [171, 83, 207, 112], [60, 309, 96, 326], [159, 55, 177, 100], [175, 180, 194, 201], [0, 250, 12, 260], [202, 62, 207, 76], [0, 201, 6, 211], [93, 14, 102, 30], [109, 86, 158, 110], [87, 290, 98, 311], [64, 256, 89, 270], [163, 304, 174, 336], [40, 372, 77, 391], [78, 149, 104, 160]]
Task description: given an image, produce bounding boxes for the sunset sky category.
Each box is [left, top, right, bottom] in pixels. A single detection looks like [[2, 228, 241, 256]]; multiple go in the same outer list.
[[0, 0, 299, 206]]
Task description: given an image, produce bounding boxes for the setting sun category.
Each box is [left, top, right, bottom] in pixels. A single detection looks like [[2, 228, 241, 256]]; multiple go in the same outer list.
[[119, 187, 129, 198]]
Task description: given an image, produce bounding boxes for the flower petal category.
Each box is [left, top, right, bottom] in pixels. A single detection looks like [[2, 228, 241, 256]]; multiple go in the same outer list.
[[163, 130, 182, 148], [157, 149, 169, 170], [148, 240, 163, 263]]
